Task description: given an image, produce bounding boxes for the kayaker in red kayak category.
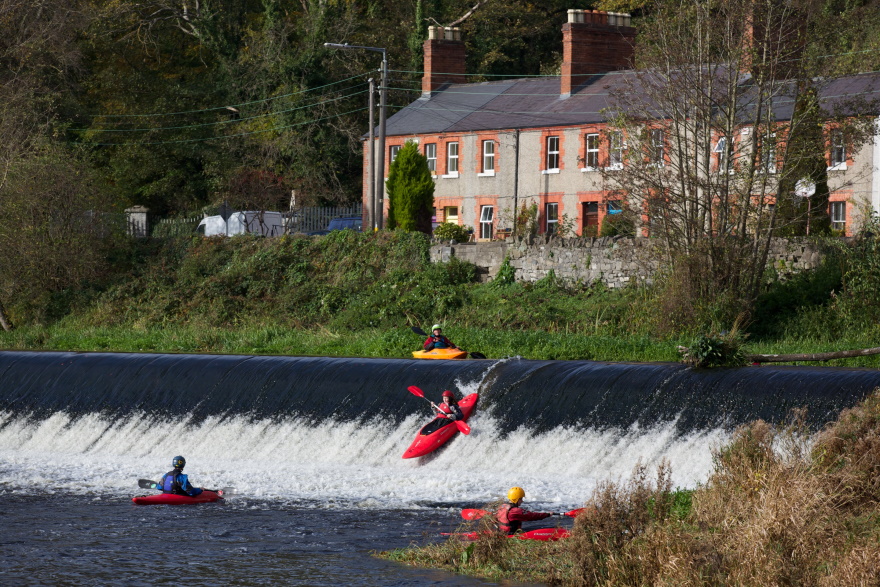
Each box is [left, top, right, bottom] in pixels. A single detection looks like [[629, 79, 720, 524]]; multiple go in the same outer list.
[[423, 324, 458, 351], [159, 456, 203, 497], [436, 390, 463, 421], [496, 487, 552, 535]]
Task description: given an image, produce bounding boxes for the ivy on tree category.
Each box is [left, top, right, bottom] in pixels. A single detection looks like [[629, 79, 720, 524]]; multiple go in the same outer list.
[[386, 142, 435, 234]]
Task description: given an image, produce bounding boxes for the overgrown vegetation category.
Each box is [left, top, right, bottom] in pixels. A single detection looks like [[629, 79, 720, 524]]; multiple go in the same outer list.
[[380, 389, 880, 585], [3, 230, 880, 366]]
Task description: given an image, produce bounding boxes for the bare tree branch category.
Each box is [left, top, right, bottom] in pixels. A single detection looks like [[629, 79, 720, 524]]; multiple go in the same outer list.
[[448, 0, 491, 27]]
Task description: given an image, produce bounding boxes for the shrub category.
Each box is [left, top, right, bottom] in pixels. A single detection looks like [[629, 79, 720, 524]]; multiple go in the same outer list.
[[600, 213, 635, 237], [433, 222, 470, 242]]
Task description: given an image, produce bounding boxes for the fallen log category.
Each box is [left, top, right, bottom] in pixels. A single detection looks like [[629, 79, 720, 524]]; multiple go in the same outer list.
[[747, 347, 880, 363]]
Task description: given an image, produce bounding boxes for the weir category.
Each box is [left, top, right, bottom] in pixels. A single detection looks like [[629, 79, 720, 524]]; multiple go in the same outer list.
[[1, 350, 878, 507], [2, 350, 878, 431]]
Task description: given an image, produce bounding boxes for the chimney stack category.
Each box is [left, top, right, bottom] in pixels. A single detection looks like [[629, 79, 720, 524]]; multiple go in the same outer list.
[[422, 26, 466, 95], [561, 10, 635, 97]]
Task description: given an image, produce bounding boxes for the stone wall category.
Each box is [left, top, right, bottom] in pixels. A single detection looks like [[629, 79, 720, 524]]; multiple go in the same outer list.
[[431, 237, 825, 287]]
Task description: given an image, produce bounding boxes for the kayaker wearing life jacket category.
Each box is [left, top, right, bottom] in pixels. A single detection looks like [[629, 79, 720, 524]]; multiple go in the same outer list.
[[436, 390, 464, 421], [159, 456, 203, 497], [423, 324, 458, 350], [496, 487, 552, 535]]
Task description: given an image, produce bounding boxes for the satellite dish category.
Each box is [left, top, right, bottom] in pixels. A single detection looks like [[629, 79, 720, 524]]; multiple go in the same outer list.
[[795, 179, 816, 198]]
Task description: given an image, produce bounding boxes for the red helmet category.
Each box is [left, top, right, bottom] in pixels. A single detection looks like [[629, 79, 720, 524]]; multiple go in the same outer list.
[[442, 390, 454, 399]]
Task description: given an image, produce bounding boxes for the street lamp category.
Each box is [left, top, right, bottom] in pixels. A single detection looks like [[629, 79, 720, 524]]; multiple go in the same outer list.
[[324, 42, 387, 230]]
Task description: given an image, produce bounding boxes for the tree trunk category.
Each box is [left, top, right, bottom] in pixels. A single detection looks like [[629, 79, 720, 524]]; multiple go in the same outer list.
[[0, 299, 12, 331], [748, 347, 880, 363]]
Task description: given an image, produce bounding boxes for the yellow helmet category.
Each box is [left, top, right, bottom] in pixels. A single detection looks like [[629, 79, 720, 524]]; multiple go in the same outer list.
[[507, 487, 525, 503]]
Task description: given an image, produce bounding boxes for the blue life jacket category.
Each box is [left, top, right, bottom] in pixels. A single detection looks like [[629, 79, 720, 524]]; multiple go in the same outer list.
[[161, 469, 202, 496]]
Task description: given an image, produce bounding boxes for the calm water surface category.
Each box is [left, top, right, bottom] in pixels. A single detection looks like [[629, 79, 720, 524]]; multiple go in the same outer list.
[[0, 493, 533, 586]]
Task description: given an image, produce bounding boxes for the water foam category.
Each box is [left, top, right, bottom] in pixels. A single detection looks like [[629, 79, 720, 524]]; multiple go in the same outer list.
[[0, 409, 727, 509]]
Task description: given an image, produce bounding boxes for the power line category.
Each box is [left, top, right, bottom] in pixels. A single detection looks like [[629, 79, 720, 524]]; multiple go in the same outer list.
[[92, 107, 369, 146], [75, 86, 369, 134], [92, 72, 372, 119]]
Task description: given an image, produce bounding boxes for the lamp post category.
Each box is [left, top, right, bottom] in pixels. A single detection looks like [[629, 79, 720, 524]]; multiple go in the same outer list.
[[324, 42, 387, 230]]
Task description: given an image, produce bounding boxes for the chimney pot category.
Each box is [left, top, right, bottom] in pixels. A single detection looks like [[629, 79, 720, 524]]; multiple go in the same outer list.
[[422, 26, 466, 95], [560, 9, 635, 97]]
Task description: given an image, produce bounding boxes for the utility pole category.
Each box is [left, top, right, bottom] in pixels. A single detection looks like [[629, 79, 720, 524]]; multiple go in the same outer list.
[[323, 42, 388, 229], [368, 78, 376, 230]]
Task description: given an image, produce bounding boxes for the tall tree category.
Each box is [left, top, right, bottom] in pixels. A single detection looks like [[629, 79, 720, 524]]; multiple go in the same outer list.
[[601, 0, 877, 330], [386, 141, 434, 233]]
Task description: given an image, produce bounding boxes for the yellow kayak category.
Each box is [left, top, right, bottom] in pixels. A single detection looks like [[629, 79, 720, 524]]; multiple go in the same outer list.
[[412, 348, 469, 360]]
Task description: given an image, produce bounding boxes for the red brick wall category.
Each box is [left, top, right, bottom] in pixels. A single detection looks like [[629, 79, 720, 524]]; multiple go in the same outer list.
[[423, 39, 467, 94], [561, 19, 636, 95]]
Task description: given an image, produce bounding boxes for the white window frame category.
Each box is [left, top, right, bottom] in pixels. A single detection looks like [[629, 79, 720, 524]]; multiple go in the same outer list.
[[830, 201, 846, 230], [424, 143, 437, 174], [545, 202, 559, 235], [479, 140, 496, 176], [543, 136, 560, 174], [714, 136, 730, 173], [760, 133, 776, 174], [829, 130, 847, 170], [443, 142, 459, 178], [650, 129, 665, 166], [608, 132, 624, 170], [389, 145, 401, 164], [583, 133, 599, 171], [479, 205, 494, 240]]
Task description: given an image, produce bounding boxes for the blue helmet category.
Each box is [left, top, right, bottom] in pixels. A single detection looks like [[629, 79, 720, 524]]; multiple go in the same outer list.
[[172, 456, 186, 469]]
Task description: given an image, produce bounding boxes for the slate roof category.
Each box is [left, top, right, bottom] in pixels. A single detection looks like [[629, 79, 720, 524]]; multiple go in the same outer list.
[[382, 69, 880, 137]]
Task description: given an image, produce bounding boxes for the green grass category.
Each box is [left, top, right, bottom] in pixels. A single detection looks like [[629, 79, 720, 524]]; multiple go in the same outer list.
[[3, 231, 880, 365]]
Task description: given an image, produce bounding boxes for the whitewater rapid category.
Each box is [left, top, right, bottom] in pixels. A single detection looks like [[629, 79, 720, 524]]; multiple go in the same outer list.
[[0, 407, 727, 510]]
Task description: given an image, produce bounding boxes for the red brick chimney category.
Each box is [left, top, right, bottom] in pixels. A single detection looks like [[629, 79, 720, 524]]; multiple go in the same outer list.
[[422, 26, 466, 95], [561, 10, 636, 97]]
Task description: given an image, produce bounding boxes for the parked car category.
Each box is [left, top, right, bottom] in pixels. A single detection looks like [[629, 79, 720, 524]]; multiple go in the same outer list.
[[307, 215, 363, 236]]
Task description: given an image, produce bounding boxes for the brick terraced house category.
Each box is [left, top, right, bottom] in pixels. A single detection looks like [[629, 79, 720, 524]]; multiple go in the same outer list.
[[363, 9, 880, 239]]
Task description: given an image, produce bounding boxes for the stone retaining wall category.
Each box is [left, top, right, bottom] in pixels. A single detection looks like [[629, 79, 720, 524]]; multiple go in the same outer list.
[[431, 237, 825, 287]]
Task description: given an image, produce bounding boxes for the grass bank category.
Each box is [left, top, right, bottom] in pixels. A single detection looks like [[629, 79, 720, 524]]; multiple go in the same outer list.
[[379, 390, 880, 585], [2, 230, 880, 366]]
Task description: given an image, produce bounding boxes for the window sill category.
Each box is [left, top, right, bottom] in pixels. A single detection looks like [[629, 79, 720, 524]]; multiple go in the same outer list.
[[581, 167, 599, 172], [477, 171, 496, 177], [441, 172, 459, 179], [605, 165, 623, 171], [828, 163, 847, 171], [541, 169, 560, 175]]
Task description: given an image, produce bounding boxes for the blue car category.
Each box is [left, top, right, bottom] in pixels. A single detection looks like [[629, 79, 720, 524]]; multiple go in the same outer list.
[[307, 216, 363, 236]]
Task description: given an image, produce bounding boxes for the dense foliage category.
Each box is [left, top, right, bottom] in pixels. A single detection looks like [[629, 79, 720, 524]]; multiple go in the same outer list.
[[386, 142, 434, 233]]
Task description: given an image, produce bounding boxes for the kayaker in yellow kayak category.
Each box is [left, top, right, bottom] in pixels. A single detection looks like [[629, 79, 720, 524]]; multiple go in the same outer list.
[[423, 324, 458, 351]]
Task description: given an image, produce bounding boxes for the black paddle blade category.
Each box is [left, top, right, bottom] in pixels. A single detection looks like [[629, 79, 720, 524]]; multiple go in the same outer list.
[[138, 478, 158, 490], [410, 326, 427, 336], [468, 352, 487, 359]]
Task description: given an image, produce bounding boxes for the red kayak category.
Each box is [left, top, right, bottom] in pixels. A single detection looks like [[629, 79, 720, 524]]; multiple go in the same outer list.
[[402, 393, 478, 459], [442, 527, 570, 542], [132, 490, 224, 505]]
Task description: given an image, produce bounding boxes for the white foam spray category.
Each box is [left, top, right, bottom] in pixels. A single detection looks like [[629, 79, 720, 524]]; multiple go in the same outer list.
[[0, 409, 727, 510]]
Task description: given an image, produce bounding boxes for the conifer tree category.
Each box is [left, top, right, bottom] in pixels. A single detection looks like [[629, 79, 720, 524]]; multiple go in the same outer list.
[[385, 141, 435, 234]]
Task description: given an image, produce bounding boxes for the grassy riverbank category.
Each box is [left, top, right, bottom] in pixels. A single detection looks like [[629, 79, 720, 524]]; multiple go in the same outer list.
[[380, 390, 880, 585], [1, 230, 879, 366]]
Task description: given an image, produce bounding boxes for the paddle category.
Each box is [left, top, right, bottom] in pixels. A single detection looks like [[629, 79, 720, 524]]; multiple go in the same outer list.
[[461, 507, 588, 521], [407, 385, 471, 435], [410, 326, 487, 360], [137, 478, 233, 495]]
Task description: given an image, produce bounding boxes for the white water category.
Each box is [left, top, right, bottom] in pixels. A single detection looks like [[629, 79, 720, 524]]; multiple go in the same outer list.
[[0, 407, 728, 510]]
